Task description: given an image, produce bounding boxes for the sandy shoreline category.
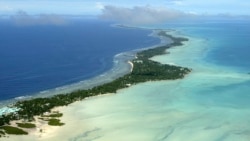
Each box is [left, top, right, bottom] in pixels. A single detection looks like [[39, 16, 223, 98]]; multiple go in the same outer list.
[[128, 61, 134, 72]]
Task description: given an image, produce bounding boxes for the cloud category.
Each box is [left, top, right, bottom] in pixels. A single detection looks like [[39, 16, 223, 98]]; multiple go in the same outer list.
[[10, 10, 67, 26], [169, 0, 184, 5], [99, 5, 193, 25], [165, 0, 185, 6], [0, 5, 13, 12], [95, 2, 105, 10]]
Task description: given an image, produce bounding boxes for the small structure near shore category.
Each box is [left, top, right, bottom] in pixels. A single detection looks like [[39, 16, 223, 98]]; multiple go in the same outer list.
[[126, 84, 132, 87]]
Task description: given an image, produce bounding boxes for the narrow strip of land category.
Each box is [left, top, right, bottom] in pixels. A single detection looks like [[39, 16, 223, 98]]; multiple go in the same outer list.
[[0, 30, 191, 138]]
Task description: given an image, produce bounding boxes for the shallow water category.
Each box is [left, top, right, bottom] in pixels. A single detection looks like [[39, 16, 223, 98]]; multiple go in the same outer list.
[[54, 27, 250, 141]]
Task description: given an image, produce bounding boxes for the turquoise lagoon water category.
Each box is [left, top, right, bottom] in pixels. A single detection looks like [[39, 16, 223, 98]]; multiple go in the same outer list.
[[47, 21, 250, 141]]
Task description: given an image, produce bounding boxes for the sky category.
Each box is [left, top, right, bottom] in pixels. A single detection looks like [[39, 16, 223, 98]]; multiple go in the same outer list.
[[0, 0, 250, 16], [0, 0, 249, 26]]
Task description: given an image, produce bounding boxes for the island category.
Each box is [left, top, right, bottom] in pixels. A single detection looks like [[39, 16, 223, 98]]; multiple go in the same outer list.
[[0, 30, 191, 138]]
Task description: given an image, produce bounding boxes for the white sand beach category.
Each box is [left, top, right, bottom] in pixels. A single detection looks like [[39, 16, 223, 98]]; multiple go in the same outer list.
[[128, 61, 134, 72]]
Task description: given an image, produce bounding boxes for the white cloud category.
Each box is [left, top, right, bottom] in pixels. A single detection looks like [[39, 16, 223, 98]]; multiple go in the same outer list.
[[171, 0, 184, 5], [10, 10, 67, 26], [188, 11, 198, 15], [100, 5, 193, 25], [0, 5, 13, 12], [96, 2, 105, 10]]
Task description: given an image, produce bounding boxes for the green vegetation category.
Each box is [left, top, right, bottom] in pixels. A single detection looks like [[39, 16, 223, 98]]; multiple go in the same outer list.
[[42, 112, 63, 118], [90, 60, 190, 94], [0, 126, 28, 135], [47, 119, 64, 126], [0, 30, 191, 136], [16, 123, 36, 128]]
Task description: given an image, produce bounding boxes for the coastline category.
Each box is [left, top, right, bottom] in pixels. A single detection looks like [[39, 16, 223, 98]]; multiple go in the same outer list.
[[0, 51, 133, 109], [0, 27, 169, 111], [0, 28, 191, 139], [0, 27, 166, 110]]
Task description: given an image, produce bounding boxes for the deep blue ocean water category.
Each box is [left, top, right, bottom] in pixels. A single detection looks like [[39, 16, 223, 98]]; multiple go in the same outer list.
[[0, 19, 160, 101]]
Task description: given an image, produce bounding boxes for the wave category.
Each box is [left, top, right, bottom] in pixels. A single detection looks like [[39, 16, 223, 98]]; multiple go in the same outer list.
[[14, 95, 32, 100]]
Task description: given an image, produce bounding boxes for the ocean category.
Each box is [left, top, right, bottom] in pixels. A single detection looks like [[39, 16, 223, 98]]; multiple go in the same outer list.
[[0, 19, 160, 101], [2, 18, 250, 141]]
